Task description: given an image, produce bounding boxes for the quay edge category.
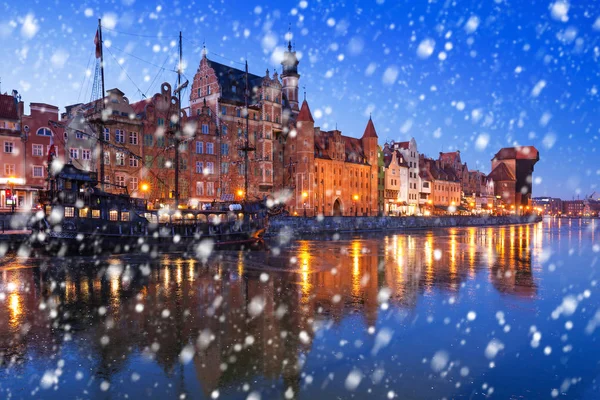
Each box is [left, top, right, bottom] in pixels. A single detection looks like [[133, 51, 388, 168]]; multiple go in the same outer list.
[[265, 215, 543, 238]]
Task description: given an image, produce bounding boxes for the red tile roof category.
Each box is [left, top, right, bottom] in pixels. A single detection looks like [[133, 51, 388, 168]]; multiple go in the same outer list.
[[0, 94, 19, 120], [492, 146, 539, 161], [362, 117, 378, 139], [394, 141, 409, 150], [297, 100, 314, 123], [439, 151, 461, 164]]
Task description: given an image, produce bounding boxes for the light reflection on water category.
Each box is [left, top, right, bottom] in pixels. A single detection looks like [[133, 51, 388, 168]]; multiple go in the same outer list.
[[0, 219, 598, 399]]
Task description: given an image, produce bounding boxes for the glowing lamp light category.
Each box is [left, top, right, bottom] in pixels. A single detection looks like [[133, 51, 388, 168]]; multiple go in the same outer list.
[[353, 194, 359, 201]]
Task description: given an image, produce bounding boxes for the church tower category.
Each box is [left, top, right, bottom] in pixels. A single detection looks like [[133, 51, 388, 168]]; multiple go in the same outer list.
[[281, 37, 300, 113]]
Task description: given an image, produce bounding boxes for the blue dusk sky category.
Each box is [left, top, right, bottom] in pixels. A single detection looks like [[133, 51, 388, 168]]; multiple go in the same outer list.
[[0, 0, 598, 199]]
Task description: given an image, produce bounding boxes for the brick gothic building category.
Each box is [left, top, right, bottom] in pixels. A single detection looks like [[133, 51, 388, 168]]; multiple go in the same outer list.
[[185, 42, 379, 216]]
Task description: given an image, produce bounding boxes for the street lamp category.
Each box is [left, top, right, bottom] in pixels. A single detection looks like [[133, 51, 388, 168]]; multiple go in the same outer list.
[[302, 191, 308, 217], [236, 189, 244, 201], [140, 182, 150, 206], [353, 194, 359, 216], [7, 176, 17, 213]]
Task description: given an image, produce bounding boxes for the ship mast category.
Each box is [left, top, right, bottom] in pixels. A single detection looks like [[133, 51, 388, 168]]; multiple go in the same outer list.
[[98, 18, 107, 191], [174, 31, 182, 208]]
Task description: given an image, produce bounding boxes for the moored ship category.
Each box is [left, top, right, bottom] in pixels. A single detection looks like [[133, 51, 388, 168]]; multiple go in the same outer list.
[[31, 164, 268, 255]]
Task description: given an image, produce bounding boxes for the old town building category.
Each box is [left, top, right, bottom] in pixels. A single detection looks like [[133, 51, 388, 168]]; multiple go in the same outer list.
[[389, 138, 420, 214], [21, 102, 65, 207], [420, 156, 461, 211], [382, 144, 409, 215], [0, 91, 25, 210]]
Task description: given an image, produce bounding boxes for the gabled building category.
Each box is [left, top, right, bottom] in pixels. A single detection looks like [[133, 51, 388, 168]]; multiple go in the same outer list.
[[0, 91, 24, 210], [382, 144, 409, 215], [389, 138, 419, 214]]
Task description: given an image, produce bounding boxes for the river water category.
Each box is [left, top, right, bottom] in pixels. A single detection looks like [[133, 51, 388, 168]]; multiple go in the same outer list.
[[0, 218, 599, 399]]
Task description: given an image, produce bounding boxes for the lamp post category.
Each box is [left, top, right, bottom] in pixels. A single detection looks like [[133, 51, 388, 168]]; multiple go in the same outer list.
[[7, 177, 16, 214], [353, 194, 359, 217], [302, 191, 308, 217]]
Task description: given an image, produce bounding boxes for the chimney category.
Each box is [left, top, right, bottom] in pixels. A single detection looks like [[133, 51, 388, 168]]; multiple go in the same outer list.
[[18, 101, 24, 117]]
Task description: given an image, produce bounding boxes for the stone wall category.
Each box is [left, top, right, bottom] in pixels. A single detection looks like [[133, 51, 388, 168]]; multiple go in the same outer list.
[[266, 214, 542, 239]]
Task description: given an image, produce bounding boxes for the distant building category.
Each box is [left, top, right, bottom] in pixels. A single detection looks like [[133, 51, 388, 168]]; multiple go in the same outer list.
[[382, 144, 409, 215], [562, 200, 585, 216], [420, 156, 461, 211], [0, 91, 24, 210], [532, 197, 562, 215], [489, 146, 539, 208]]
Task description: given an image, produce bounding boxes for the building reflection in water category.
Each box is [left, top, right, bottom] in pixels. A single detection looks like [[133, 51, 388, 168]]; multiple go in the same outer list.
[[0, 221, 564, 397]]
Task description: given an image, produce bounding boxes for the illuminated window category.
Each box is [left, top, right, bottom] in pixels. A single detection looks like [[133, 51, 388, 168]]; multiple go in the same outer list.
[[109, 210, 118, 221], [92, 209, 100, 218], [79, 208, 88, 218], [121, 212, 130, 221], [65, 207, 75, 218]]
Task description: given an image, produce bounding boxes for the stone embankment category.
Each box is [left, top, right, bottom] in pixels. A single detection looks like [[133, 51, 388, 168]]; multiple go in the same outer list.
[[266, 215, 542, 238]]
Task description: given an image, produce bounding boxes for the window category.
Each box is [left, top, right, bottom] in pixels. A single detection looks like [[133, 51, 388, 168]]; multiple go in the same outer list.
[[116, 152, 125, 166], [206, 143, 214, 154], [70, 148, 79, 159], [156, 156, 164, 168], [221, 162, 229, 174], [196, 182, 204, 196], [221, 125, 227, 135], [79, 208, 88, 218], [221, 106, 227, 115], [202, 124, 209, 134], [129, 132, 138, 145], [236, 109, 241, 118], [104, 128, 110, 142], [32, 166, 43, 177], [115, 129, 124, 143], [220, 143, 229, 156], [231, 85, 237, 93], [207, 182, 214, 196], [32, 144, 43, 156], [109, 210, 118, 221], [65, 207, 75, 218], [4, 142, 14, 153], [92, 209, 100, 219], [115, 175, 125, 187], [207, 85, 211, 95], [129, 155, 138, 167], [144, 134, 153, 146], [156, 137, 165, 147], [121, 212, 130, 221], [197, 88, 201, 97], [196, 141, 203, 154], [130, 177, 138, 191], [75, 131, 84, 139], [157, 118, 165, 126], [36, 128, 52, 136], [180, 158, 187, 171], [82, 149, 91, 160], [238, 163, 246, 175], [206, 162, 214, 174], [4, 164, 15, 175], [144, 155, 152, 168], [104, 152, 110, 165], [104, 175, 110, 184]]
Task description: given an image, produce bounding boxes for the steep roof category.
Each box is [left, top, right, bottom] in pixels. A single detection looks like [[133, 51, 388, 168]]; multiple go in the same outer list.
[[362, 117, 378, 139], [205, 58, 264, 104], [492, 146, 539, 161], [439, 151, 461, 165], [488, 162, 516, 181], [297, 100, 314, 123], [393, 141, 410, 150], [0, 93, 19, 120]]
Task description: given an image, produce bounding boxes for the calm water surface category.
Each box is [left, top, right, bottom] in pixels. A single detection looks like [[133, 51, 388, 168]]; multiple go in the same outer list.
[[0, 218, 599, 399]]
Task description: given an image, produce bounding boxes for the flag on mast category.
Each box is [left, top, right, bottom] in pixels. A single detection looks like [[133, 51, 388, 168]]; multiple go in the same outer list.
[[94, 30, 101, 58]]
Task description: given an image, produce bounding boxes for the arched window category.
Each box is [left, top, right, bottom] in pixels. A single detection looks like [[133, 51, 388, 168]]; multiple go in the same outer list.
[[37, 128, 53, 136]]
